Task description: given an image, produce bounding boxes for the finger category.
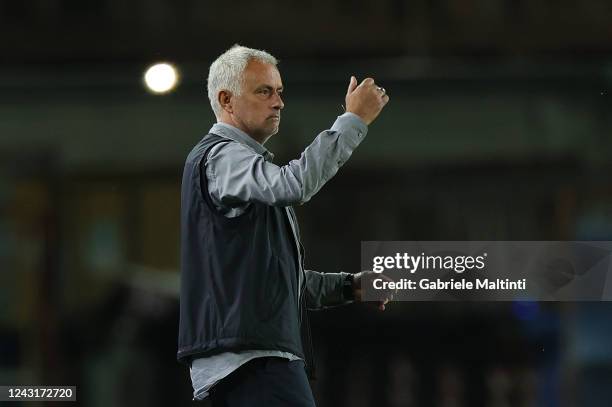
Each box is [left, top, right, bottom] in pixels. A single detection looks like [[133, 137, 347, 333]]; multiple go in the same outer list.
[[359, 77, 375, 88], [346, 75, 357, 96]]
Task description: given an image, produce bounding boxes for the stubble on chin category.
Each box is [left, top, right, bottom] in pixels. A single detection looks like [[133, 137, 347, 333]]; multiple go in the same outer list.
[[267, 120, 280, 137]]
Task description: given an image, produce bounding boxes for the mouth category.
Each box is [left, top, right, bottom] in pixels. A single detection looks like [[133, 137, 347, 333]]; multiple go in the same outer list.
[[268, 115, 280, 121]]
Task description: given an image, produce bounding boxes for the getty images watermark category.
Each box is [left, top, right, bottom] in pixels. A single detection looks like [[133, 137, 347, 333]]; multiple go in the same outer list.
[[361, 241, 612, 301]]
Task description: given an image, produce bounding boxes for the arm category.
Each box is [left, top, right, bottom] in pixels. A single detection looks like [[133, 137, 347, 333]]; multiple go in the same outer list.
[[305, 270, 396, 311], [304, 269, 353, 310], [207, 113, 367, 208]]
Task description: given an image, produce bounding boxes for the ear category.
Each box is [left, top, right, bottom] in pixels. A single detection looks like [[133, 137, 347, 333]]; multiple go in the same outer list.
[[218, 90, 233, 114]]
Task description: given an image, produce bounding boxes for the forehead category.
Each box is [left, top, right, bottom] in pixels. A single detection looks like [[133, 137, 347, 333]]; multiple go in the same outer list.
[[243, 59, 282, 88]]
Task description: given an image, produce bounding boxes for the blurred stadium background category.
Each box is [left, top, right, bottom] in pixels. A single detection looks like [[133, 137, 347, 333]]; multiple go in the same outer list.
[[1, 0, 612, 406]]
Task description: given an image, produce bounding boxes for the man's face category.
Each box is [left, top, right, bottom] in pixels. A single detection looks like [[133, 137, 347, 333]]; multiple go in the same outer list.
[[231, 60, 284, 142]]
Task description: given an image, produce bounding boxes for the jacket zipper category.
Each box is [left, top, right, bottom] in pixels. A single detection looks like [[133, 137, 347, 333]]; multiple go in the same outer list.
[[286, 207, 303, 318], [286, 207, 317, 378]]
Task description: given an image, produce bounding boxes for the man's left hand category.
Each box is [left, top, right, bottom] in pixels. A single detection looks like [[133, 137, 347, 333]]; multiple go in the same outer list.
[[352, 271, 395, 311]]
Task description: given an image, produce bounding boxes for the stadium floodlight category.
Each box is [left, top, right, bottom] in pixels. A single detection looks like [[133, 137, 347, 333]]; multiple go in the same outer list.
[[144, 63, 179, 94]]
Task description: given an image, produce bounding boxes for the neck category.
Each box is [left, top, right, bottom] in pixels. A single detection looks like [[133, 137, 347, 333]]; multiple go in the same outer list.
[[218, 117, 268, 145]]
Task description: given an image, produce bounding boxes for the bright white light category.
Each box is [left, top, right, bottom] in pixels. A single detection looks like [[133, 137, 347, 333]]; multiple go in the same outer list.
[[144, 63, 179, 94]]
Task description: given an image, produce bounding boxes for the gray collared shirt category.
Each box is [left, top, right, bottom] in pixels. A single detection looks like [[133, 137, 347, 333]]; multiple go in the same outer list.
[[190, 112, 367, 400], [204, 113, 367, 215]]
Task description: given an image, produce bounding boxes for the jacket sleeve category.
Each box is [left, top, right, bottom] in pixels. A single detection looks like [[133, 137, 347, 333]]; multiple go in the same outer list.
[[304, 270, 353, 310]]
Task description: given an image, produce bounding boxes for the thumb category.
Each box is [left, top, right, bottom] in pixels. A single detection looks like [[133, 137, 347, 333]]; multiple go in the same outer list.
[[346, 75, 357, 96]]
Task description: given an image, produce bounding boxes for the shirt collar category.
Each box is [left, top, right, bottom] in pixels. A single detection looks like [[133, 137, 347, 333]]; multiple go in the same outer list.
[[209, 122, 275, 162]]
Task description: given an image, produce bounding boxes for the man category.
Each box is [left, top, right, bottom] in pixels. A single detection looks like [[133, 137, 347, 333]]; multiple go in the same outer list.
[[178, 45, 390, 406]]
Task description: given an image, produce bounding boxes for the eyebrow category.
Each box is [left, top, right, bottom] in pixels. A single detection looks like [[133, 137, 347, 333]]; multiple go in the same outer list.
[[256, 85, 284, 92]]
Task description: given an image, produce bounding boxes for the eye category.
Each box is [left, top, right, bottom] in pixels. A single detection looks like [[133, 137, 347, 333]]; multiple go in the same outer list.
[[258, 88, 270, 96]]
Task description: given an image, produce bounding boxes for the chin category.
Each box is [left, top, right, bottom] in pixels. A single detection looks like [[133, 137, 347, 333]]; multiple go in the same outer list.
[[265, 125, 279, 137], [256, 127, 279, 144]]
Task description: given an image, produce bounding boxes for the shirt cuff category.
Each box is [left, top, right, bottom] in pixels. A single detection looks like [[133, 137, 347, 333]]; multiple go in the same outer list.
[[330, 112, 369, 146], [319, 271, 353, 306]]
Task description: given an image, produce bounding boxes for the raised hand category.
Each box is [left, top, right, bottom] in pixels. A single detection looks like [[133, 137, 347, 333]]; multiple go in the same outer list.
[[345, 76, 389, 125]]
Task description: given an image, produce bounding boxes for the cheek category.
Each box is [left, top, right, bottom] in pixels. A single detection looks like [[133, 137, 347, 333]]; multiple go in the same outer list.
[[235, 99, 269, 125], [236, 100, 255, 117], [234, 101, 253, 123], [234, 99, 248, 115], [251, 106, 268, 122]]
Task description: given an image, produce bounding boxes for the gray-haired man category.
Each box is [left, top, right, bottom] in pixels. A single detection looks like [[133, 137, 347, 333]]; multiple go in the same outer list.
[[178, 44, 390, 406]]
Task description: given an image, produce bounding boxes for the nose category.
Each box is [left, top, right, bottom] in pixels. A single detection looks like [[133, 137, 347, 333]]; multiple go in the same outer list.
[[272, 92, 284, 110]]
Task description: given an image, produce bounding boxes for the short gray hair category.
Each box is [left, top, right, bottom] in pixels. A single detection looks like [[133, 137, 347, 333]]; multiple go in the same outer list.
[[207, 44, 278, 120]]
